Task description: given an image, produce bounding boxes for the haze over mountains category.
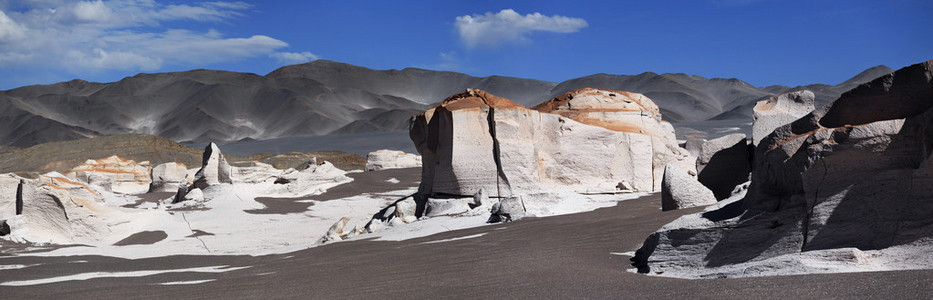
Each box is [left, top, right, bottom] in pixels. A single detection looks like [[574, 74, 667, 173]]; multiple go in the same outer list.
[[0, 60, 893, 148]]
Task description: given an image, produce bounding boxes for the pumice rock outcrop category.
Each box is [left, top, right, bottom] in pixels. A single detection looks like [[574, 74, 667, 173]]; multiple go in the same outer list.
[[192, 143, 233, 189], [695, 133, 751, 200], [752, 90, 815, 146], [0, 175, 73, 243], [632, 60, 933, 278], [67, 156, 152, 194], [365, 149, 422, 171], [173, 143, 351, 203], [661, 164, 715, 211], [149, 162, 190, 193], [410, 88, 693, 197]]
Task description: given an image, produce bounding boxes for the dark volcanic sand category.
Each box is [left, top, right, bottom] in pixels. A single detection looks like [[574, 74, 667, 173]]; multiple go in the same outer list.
[[2, 192, 932, 298], [112, 231, 168, 246], [247, 167, 421, 214], [121, 192, 175, 208]]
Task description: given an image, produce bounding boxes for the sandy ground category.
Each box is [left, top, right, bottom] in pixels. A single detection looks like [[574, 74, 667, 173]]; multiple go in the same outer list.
[[1, 168, 932, 298], [248, 168, 421, 215]]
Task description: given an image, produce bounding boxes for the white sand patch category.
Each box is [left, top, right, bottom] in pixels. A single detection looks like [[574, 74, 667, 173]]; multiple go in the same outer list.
[[421, 233, 487, 244], [0, 264, 40, 270], [21, 184, 402, 259], [360, 192, 647, 242], [0, 265, 249, 286], [155, 279, 216, 285]]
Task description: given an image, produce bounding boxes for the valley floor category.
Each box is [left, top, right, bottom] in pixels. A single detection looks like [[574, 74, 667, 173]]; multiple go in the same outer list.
[[1, 168, 932, 298]]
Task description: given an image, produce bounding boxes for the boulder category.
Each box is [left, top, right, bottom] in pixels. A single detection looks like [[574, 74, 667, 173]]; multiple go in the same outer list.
[[320, 217, 352, 243], [410, 88, 693, 197], [633, 60, 933, 278], [365, 150, 422, 171], [696, 133, 751, 200], [489, 196, 526, 223], [394, 198, 418, 223], [752, 90, 815, 146], [684, 138, 705, 157], [473, 188, 489, 207], [424, 198, 472, 217], [192, 143, 233, 189], [661, 164, 716, 211], [183, 188, 204, 202], [67, 155, 151, 194], [149, 162, 189, 193]]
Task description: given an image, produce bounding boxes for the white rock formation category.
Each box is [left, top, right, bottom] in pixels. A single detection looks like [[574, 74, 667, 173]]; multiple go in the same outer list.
[[410, 88, 693, 197], [752, 90, 815, 146], [0, 174, 73, 243], [67, 155, 152, 194], [489, 196, 526, 223], [394, 198, 418, 224], [320, 217, 352, 243], [696, 133, 751, 200], [633, 60, 933, 278], [661, 164, 716, 211], [192, 143, 233, 189], [424, 198, 472, 217], [365, 149, 422, 171], [231, 160, 352, 198], [149, 162, 190, 193]]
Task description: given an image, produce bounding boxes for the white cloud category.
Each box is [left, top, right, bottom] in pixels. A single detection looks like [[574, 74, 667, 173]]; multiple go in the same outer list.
[[455, 9, 587, 48], [270, 51, 319, 64], [0, 10, 25, 40], [0, 1, 302, 73], [73, 0, 114, 22]]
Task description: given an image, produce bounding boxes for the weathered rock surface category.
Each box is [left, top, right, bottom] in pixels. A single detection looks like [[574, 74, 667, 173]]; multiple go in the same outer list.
[[0, 175, 73, 243], [232, 160, 351, 197], [489, 196, 526, 223], [633, 60, 933, 278], [424, 198, 472, 217], [411, 88, 693, 197], [320, 217, 353, 243], [67, 155, 152, 194], [661, 164, 716, 211], [365, 149, 422, 171], [696, 133, 751, 200], [752, 90, 815, 146], [192, 143, 233, 189], [149, 162, 190, 193], [394, 198, 418, 224]]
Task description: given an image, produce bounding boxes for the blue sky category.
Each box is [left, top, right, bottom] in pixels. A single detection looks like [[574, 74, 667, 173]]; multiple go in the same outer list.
[[0, 0, 930, 90]]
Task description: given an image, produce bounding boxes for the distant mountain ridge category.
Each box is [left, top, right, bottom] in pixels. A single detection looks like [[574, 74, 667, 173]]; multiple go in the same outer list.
[[0, 60, 893, 147]]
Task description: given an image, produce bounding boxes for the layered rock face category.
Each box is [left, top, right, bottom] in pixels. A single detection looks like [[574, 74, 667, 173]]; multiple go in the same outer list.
[[66, 156, 152, 194], [192, 143, 233, 189], [0, 175, 73, 243], [531, 88, 674, 140], [752, 90, 815, 146], [365, 150, 422, 171], [411, 88, 692, 197], [632, 60, 933, 278], [149, 162, 190, 193]]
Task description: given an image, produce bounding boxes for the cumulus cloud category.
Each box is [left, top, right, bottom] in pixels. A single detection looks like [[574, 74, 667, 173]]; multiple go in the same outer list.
[[0, 1, 308, 73], [0, 10, 25, 40], [455, 9, 588, 48], [270, 51, 320, 64]]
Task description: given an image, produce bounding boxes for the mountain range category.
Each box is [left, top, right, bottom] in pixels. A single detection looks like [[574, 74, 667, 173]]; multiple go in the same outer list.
[[0, 60, 894, 148]]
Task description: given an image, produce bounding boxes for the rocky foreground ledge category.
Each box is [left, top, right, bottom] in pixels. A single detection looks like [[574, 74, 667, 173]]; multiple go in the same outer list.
[[632, 59, 933, 278]]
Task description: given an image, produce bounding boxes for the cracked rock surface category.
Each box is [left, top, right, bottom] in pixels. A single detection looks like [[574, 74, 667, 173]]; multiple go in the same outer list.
[[633, 59, 933, 278]]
